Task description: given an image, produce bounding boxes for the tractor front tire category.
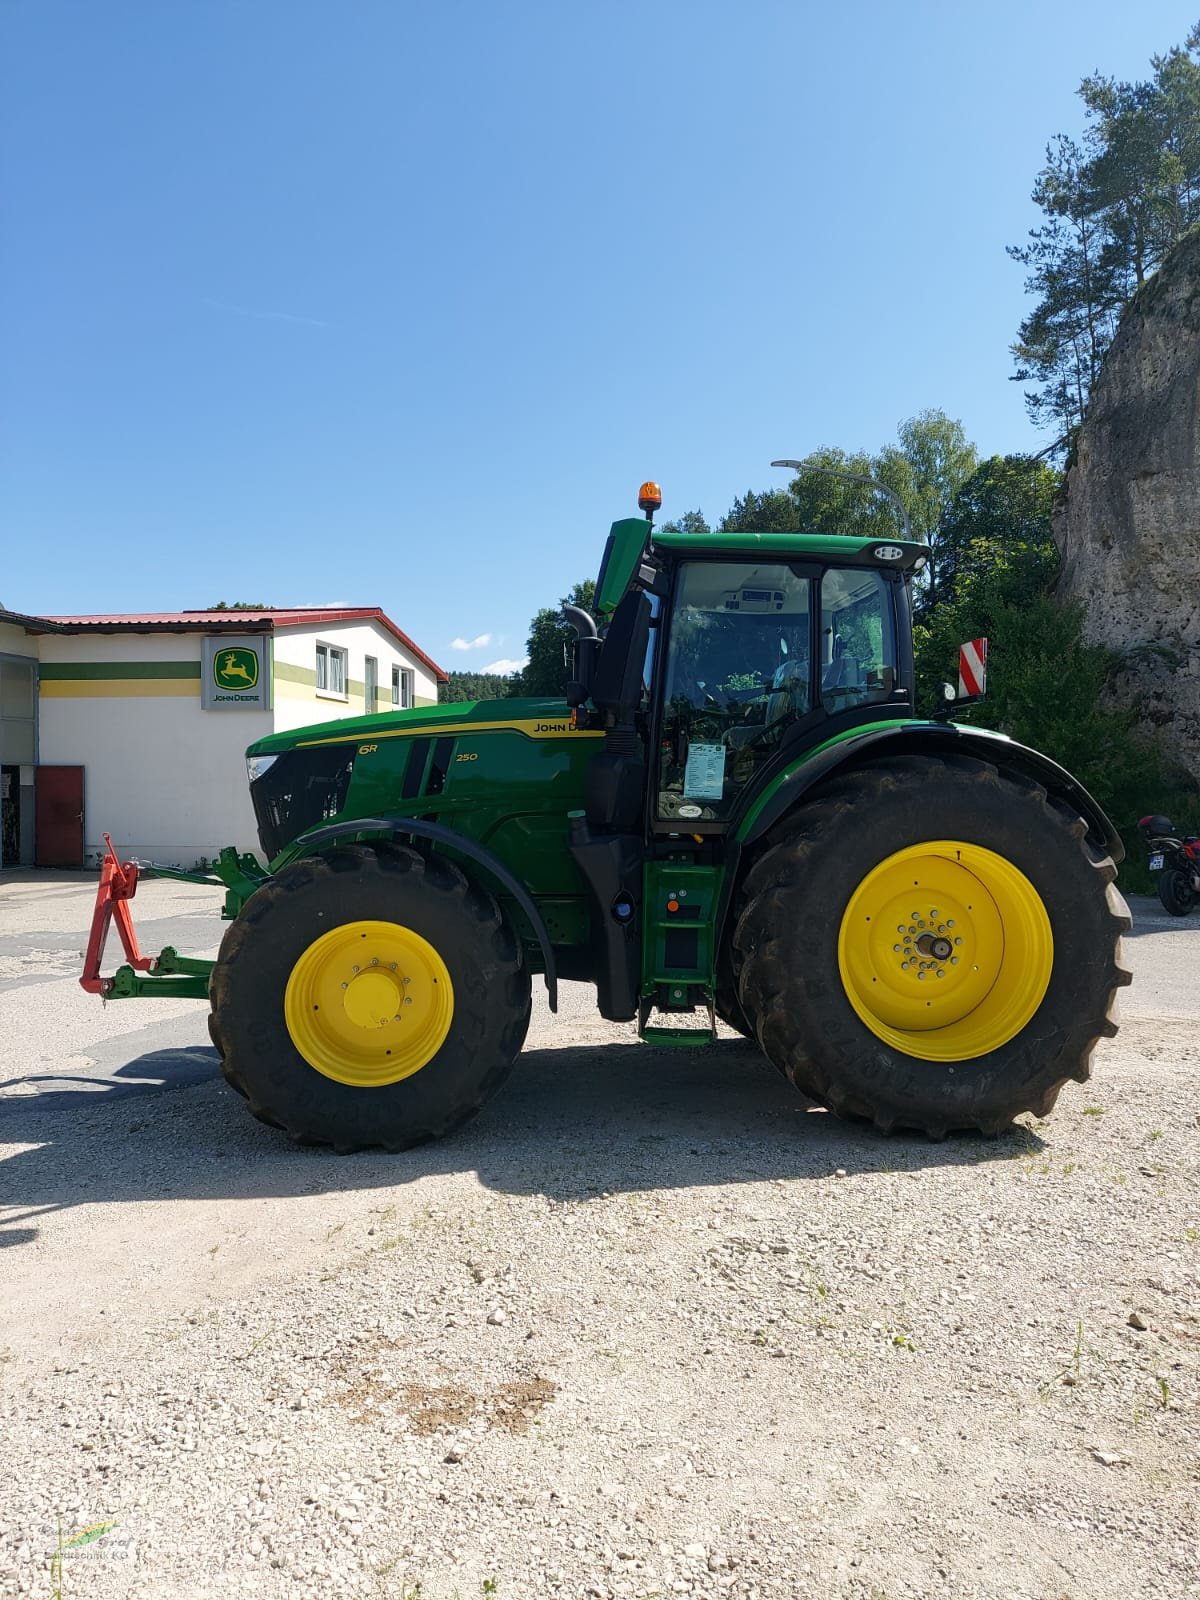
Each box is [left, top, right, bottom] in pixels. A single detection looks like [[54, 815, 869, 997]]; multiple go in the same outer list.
[[209, 843, 530, 1151], [733, 756, 1131, 1137]]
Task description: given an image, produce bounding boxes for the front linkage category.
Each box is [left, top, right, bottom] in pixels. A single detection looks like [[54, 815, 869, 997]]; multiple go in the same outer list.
[[81, 834, 269, 1000]]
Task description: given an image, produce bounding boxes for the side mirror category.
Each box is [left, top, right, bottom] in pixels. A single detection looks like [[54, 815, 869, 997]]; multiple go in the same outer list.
[[591, 591, 652, 724]]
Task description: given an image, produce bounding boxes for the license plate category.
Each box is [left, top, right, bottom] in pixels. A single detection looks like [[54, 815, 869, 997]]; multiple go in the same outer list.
[[1149, 853, 1164, 870]]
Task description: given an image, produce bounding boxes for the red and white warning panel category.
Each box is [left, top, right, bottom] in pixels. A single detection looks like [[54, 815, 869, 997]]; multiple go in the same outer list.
[[958, 637, 988, 699]]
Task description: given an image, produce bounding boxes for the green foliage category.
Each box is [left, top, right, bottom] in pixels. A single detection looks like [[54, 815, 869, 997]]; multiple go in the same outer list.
[[440, 671, 512, 704], [207, 600, 271, 610], [660, 509, 711, 534], [510, 578, 596, 698], [912, 474, 1198, 883], [1010, 25, 1200, 444], [724, 412, 978, 617], [935, 454, 1060, 607]]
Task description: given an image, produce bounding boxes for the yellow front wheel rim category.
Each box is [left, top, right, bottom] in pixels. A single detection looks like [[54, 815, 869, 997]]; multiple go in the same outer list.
[[837, 841, 1053, 1062], [284, 919, 454, 1087]]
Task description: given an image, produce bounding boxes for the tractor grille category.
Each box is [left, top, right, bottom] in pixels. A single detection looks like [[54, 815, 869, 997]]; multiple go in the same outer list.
[[250, 744, 356, 861]]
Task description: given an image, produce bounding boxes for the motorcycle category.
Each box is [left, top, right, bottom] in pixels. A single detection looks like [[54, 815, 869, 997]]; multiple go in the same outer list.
[[1138, 813, 1200, 916]]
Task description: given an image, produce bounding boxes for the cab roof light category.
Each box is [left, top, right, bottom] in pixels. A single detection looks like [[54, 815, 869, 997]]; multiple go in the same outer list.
[[638, 481, 663, 519]]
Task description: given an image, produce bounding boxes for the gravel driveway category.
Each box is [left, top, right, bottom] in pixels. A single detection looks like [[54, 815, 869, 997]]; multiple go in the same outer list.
[[0, 872, 1197, 1600]]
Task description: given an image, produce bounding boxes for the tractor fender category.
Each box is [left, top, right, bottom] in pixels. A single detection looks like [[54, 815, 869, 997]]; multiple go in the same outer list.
[[285, 815, 558, 1012], [717, 721, 1123, 956]]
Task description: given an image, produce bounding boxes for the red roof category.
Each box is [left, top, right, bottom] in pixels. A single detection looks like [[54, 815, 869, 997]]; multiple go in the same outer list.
[[28, 607, 447, 682]]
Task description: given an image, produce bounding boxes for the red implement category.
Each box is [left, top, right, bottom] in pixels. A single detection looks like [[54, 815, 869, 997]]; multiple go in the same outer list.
[[80, 834, 154, 995]]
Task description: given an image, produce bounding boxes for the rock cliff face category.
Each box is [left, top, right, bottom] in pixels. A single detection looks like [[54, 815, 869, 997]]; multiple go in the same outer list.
[[1055, 229, 1200, 767]]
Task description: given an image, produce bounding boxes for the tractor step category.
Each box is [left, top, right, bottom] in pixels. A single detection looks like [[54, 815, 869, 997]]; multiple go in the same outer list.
[[640, 1025, 717, 1048]]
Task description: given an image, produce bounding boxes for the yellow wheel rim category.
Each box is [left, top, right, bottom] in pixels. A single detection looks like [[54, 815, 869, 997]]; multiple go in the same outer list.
[[283, 919, 454, 1087], [837, 840, 1053, 1062]]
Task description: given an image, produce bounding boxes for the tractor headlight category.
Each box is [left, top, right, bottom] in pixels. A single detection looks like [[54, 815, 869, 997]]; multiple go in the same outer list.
[[246, 754, 279, 784]]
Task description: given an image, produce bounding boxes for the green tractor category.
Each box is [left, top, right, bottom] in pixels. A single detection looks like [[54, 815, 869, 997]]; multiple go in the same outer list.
[[84, 474, 1131, 1150]]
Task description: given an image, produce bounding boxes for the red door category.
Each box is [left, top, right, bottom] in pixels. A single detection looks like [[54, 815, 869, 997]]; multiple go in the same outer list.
[[35, 766, 85, 868]]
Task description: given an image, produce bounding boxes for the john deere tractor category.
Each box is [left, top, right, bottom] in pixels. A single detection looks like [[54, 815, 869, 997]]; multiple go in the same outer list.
[[84, 473, 1131, 1150]]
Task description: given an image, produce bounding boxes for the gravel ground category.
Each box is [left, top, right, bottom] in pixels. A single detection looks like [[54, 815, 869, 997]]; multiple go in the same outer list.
[[0, 873, 1197, 1600]]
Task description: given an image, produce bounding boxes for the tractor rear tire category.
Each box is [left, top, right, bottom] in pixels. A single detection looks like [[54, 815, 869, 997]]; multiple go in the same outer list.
[[210, 842, 530, 1151], [715, 992, 754, 1039], [733, 756, 1131, 1137], [714, 970, 755, 1039]]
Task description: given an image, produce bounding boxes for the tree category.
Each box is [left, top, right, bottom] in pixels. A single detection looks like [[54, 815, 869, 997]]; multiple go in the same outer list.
[[1009, 136, 1124, 443], [439, 671, 511, 704], [722, 412, 977, 618], [660, 509, 711, 534], [934, 454, 1059, 609], [879, 412, 978, 615], [510, 579, 596, 698], [1010, 26, 1200, 447], [207, 600, 271, 610]]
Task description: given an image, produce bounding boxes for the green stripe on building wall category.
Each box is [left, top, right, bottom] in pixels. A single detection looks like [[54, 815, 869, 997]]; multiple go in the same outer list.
[[274, 660, 316, 687], [275, 659, 373, 700], [38, 661, 202, 680]]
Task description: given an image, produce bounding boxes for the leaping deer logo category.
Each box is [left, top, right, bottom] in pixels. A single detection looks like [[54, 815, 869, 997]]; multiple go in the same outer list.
[[214, 649, 259, 691]]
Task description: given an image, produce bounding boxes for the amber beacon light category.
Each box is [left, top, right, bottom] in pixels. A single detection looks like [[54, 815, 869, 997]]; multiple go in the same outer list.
[[637, 480, 663, 518]]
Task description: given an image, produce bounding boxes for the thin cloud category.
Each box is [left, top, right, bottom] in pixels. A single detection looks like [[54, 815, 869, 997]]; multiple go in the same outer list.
[[483, 657, 526, 675], [450, 634, 493, 651], [204, 297, 330, 329]]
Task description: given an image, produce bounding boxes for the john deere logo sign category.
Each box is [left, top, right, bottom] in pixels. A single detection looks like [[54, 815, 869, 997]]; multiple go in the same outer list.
[[214, 648, 259, 691], [201, 636, 271, 711]]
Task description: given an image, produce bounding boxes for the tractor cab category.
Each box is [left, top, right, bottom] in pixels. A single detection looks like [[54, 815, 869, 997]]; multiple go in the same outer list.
[[565, 478, 930, 1033], [652, 559, 904, 828], [570, 481, 924, 835]]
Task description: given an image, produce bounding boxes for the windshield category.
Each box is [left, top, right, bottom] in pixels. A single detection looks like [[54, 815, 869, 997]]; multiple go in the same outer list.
[[656, 562, 812, 825]]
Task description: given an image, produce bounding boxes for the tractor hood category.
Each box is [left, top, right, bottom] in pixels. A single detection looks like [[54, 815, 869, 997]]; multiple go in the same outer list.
[[245, 697, 573, 760], [243, 697, 591, 864]]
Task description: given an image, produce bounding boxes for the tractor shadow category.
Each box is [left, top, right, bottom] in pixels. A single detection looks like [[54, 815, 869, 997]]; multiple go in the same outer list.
[[0, 1034, 1043, 1247]]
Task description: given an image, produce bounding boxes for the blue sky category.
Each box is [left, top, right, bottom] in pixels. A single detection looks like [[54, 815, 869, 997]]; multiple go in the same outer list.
[[3, 1, 1195, 674]]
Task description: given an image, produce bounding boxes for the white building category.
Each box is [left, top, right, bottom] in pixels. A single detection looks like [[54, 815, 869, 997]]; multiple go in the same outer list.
[[0, 606, 447, 869]]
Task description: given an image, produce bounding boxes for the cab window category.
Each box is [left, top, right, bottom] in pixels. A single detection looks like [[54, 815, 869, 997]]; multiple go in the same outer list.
[[656, 562, 812, 826], [819, 570, 897, 713]]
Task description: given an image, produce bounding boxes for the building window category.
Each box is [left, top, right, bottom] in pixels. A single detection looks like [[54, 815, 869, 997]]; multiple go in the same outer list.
[[365, 655, 378, 710], [316, 641, 348, 697], [392, 665, 414, 708]]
